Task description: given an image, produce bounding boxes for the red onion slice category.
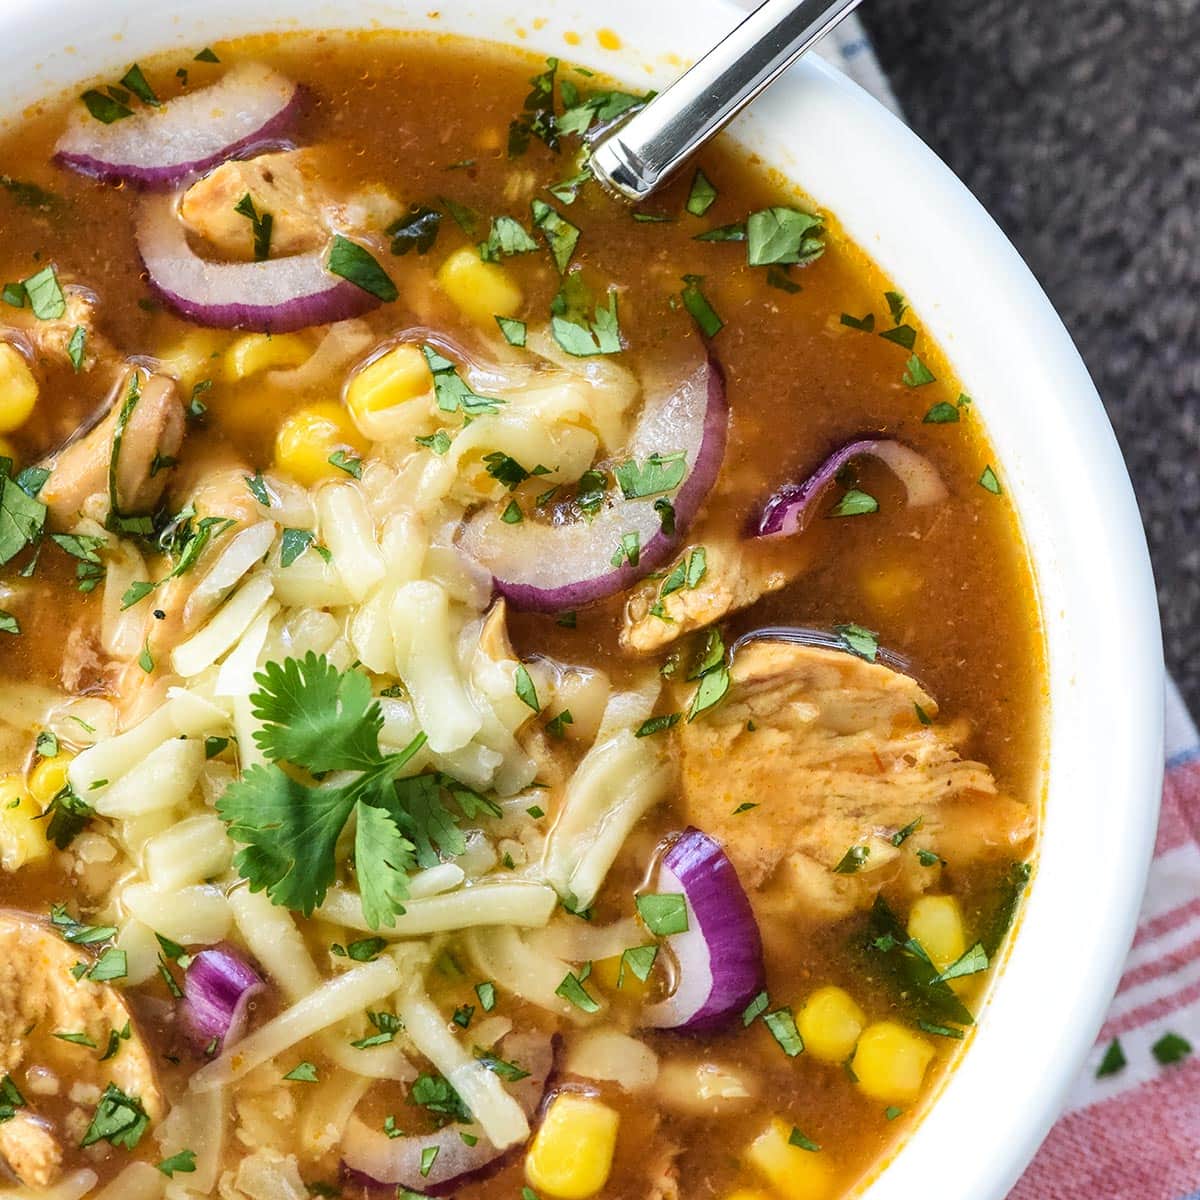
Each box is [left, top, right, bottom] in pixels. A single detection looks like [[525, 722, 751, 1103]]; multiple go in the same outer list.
[[179, 946, 266, 1054], [642, 828, 764, 1033], [458, 353, 728, 612], [55, 62, 302, 190], [341, 1031, 554, 1195], [755, 438, 948, 538], [137, 193, 380, 332]]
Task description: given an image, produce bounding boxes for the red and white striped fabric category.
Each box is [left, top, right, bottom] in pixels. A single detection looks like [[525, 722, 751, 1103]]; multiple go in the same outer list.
[[1011, 680, 1200, 1199]]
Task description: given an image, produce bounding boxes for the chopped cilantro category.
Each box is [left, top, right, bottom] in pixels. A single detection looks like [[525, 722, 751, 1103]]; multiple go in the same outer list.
[[833, 845, 870, 874], [834, 622, 879, 662], [1152, 1032, 1192, 1066], [681, 275, 723, 337], [283, 1061, 320, 1082], [545, 709, 573, 738], [1095, 1038, 1126, 1078], [480, 215, 539, 262], [746, 206, 824, 267], [495, 316, 527, 347], [157, 1149, 197, 1177], [902, 353, 936, 388], [81, 1084, 150, 1149], [514, 665, 540, 712], [328, 450, 363, 479], [635, 713, 681, 738], [685, 169, 717, 216], [23, 265, 66, 320], [840, 312, 876, 332], [387, 205, 442, 256], [614, 451, 686, 500], [327, 236, 397, 302], [763, 1008, 804, 1056], [618, 944, 658, 987], [831, 488, 878, 517], [234, 193, 273, 261], [531, 199, 580, 274], [979, 465, 1002, 494], [743, 990, 770, 1025], [555, 970, 601, 1013], [636, 892, 688, 936]]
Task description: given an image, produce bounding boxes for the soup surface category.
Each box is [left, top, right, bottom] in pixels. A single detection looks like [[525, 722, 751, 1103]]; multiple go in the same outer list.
[[0, 31, 1045, 1200]]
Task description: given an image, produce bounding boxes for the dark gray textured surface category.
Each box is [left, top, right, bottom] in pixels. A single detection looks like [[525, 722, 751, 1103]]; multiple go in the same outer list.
[[859, 0, 1200, 715]]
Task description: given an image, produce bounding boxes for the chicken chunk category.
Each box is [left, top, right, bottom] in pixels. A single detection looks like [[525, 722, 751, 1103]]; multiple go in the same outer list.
[[0, 1111, 63, 1189], [39, 371, 184, 528], [180, 151, 329, 261], [677, 641, 1033, 919], [0, 911, 163, 1186], [2, 286, 116, 377], [622, 535, 807, 655]]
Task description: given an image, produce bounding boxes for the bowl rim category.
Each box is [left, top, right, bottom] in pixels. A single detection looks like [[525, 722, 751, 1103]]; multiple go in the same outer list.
[[0, 2, 1165, 1197]]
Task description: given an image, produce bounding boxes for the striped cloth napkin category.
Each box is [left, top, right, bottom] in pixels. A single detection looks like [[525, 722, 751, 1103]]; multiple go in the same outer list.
[[808, 15, 1200, 1196]]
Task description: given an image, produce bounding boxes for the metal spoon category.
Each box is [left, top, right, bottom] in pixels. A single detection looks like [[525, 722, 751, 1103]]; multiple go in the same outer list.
[[589, 0, 865, 203]]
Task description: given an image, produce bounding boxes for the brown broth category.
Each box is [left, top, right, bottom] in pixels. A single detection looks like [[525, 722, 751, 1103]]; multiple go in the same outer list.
[[0, 30, 1045, 1199]]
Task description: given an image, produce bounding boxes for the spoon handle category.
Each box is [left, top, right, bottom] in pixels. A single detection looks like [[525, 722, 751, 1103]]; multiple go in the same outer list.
[[590, 0, 864, 202]]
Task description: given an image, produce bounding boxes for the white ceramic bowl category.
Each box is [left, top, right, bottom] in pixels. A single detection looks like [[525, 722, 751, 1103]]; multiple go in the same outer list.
[[0, 1, 1165, 1195]]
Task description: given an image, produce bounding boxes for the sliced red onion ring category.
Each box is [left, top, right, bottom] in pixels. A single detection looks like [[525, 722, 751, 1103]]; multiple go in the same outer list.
[[341, 1031, 554, 1196], [458, 353, 728, 612], [642, 828, 764, 1032], [179, 946, 265, 1054], [137, 193, 379, 332], [54, 62, 302, 190], [754, 438, 948, 538]]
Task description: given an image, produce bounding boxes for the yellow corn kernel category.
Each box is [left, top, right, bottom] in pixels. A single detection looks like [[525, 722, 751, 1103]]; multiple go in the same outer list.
[[525, 1093, 619, 1199], [436, 246, 523, 325], [273, 402, 369, 488], [861, 562, 921, 612], [798, 986, 866, 1064], [157, 329, 228, 389], [224, 332, 311, 381], [346, 345, 432, 421], [745, 1119, 833, 1200], [590, 953, 651, 999], [0, 774, 50, 871], [907, 895, 966, 972], [28, 752, 74, 807], [0, 343, 38, 433], [726, 1191, 774, 1200], [851, 1021, 935, 1104]]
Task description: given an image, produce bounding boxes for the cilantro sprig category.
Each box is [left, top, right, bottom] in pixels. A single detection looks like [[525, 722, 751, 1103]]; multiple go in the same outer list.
[[216, 653, 448, 929]]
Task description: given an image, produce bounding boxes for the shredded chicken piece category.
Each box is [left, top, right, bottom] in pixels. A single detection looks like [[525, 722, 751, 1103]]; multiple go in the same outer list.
[[39, 371, 184, 529], [622, 535, 806, 654], [180, 151, 330, 261], [678, 642, 1033, 919], [0, 912, 163, 1186], [0, 1110, 63, 1189], [2, 286, 116, 376], [647, 1140, 682, 1200]]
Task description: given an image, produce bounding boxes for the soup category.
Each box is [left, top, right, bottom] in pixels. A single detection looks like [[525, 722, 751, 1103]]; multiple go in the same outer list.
[[0, 30, 1044, 1200]]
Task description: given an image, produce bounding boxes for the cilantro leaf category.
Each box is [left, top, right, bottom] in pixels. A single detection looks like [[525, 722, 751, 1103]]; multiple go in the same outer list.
[[355, 800, 416, 929], [251, 653, 384, 773], [746, 207, 824, 267], [218, 764, 357, 916], [327, 236, 397, 302]]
